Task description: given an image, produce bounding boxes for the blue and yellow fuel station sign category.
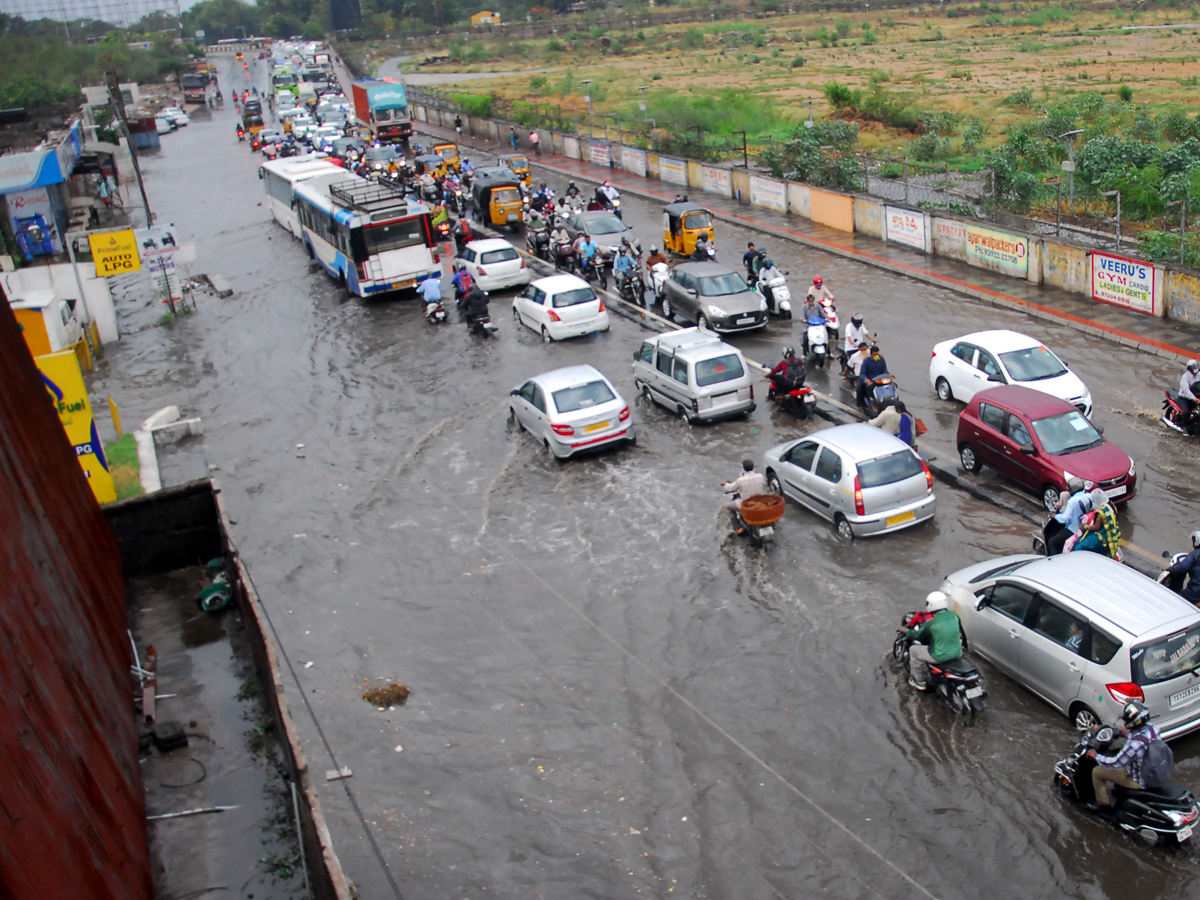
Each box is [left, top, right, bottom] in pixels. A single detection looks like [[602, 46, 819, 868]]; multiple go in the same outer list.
[[35, 350, 117, 504]]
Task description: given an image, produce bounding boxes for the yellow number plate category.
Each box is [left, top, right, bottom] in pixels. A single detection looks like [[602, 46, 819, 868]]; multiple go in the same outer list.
[[584, 421, 610, 434], [886, 511, 916, 527], [393, 279, 415, 289]]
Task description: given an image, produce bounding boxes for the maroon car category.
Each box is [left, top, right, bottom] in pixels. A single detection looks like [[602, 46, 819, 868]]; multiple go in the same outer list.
[[956, 385, 1136, 510]]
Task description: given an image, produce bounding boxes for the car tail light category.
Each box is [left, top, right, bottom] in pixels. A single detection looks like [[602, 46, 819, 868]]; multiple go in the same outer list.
[[921, 459, 933, 494], [520, 257, 527, 269], [551, 423, 574, 436], [691, 399, 699, 413], [548, 310, 561, 322], [619, 406, 630, 422], [853, 474, 865, 516], [1106, 682, 1144, 704], [598, 299, 606, 312], [931, 350, 937, 358], [477, 266, 486, 276], [749, 384, 754, 400], [432, 249, 440, 263]]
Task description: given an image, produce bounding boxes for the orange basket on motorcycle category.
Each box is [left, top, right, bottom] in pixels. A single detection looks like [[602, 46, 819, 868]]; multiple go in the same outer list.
[[740, 494, 785, 526]]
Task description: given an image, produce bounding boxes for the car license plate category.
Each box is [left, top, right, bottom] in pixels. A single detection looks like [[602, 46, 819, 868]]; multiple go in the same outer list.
[[965, 687, 984, 699], [1170, 683, 1200, 707], [584, 421, 610, 434], [393, 279, 415, 289], [736, 316, 756, 324], [1180, 825, 1194, 842], [886, 511, 916, 527], [1104, 485, 1127, 499]]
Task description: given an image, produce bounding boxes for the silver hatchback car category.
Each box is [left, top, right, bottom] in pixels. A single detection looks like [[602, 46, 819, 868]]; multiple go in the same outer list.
[[509, 365, 635, 460], [944, 552, 1200, 740], [763, 423, 935, 539]]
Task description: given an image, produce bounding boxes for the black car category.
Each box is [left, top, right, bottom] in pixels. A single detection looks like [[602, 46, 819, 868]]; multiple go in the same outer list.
[[660, 262, 767, 333]]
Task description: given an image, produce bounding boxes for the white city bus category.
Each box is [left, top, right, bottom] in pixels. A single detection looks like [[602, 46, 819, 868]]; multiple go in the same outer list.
[[260, 156, 345, 239], [292, 173, 439, 296]]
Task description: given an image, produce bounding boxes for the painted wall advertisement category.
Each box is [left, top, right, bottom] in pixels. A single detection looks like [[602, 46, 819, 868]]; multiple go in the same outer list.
[[965, 223, 1028, 273], [35, 350, 117, 504], [1092, 251, 1155, 314], [749, 175, 787, 213], [701, 165, 731, 198], [588, 141, 610, 168], [620, 146, 647, 177], [562, 136, 580, 160], [659, 156, 687, 186], [884, 206, 927, 251]]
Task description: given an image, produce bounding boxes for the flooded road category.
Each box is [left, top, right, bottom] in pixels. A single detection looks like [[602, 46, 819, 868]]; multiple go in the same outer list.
[[90, 54, 1200, 899]]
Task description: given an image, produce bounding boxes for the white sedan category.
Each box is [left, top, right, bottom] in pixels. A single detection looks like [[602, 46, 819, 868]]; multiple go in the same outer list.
[[509, 365, 634, 459], [161, 106, 190, 126], [454, 238, 530, 293], [512, 273, 610, 342], [929, 329, 1092, 416]]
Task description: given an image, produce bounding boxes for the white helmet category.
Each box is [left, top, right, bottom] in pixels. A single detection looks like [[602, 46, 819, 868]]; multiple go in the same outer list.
[[925, 590, 949, 613], [1191, 529, 1200, 550]]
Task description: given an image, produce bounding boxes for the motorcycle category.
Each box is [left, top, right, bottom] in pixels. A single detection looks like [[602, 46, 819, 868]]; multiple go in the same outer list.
[[236, 129, 245, 142], [1162, 390, 1200, 436], [435, 219, 452, 241], [249, 136, 261, 151], [1158, 550, 1191, 597], [804, 316, 829, 369], [421, 183, 441, 204], [526, 224, 551, 261], [1054, 723, 1199, 847], [860, 374, 899, 417], [424, 298, 448, 324], [581, 254, 608, 290], [467, 312, 497, 338], [648, 261, 669, 302], [723, 487, 785, 549], [618, 268, 647, 306], [755, 267, 792, 318], [552, 240, 576, 273], [893, 612, 987, 717], [767, 381, 818, 420]]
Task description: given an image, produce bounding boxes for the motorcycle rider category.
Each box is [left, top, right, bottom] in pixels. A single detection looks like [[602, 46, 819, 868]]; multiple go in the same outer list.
[[453, 216, 474, 252], [858, 344, 889, 408], [1178, 359, 1200, 421], [416, 271, 442, 308], [900, 591, 963, 691], [721, 459, 767, 534], [598, 181, 620, 206], [1086, 701, 1161, 810], [463, 285, 490, 328], [742, 242, 757, 282], [1047, 477, 1094, 555], [451, 266, 474, 301], [550, 217, 571, 249], [527, 204, 549, 233], [691, 237, 712, 262], [646, 245, 667, 269], [807, 275, 834, 304], [576, 233, 599, 277], [565, 181, 581, 199], [1075, 487, 1121, 559], [843, 313, 873, 370], [1167, 530, 1200, 604], [613, 246, 635, 295], [419, 170, 438, 201], [768, 346, 805, 397]]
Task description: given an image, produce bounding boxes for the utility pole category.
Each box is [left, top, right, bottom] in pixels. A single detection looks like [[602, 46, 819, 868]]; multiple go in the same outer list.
[[638, 85, 649, 124], [106, 70, 152, 227], [804, 98, 815, 128], [581, 80, 592, 119], [1058, 128, 1084, 217], [1102, 189, 1122, 251]]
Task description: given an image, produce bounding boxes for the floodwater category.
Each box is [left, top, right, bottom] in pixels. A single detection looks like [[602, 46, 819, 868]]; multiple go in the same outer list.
[[89, 54, 1200, 900]]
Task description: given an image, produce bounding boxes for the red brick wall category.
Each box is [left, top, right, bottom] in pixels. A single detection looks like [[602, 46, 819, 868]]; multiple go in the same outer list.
[[0, 302, 152, 900]]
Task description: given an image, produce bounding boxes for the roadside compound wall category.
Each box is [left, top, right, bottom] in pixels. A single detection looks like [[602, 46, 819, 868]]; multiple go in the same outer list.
[[412, 92, 1200, 338], [0, 302, 154, 900]]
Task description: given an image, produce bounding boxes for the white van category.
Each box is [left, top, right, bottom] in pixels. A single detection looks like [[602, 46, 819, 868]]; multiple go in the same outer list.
[[632, 328, 755, 423]]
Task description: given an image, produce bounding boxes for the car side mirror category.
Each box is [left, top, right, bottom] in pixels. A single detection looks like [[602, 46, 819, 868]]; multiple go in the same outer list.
[[1163, 550, 1172, 559], [988, 372, 1004, 383], [510, 389, 520, 396], [632, 348, 640, 360], [1095, 424, 1105, 435], [975, 595, 990, 611], [1020, 443, 1036, 455]]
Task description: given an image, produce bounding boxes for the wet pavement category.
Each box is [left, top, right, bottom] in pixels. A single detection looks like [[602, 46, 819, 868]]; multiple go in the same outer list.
[[88, 53, 1200, 900]]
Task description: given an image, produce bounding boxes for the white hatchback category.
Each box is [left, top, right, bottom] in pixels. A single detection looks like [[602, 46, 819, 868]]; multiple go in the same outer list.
[[929, 329, 1092, 416], [454, 238, 530, 293], [512, 273, 610, 342]]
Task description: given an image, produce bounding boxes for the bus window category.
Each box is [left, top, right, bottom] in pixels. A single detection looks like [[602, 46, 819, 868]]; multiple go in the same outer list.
[[352, 217, 427, 259]]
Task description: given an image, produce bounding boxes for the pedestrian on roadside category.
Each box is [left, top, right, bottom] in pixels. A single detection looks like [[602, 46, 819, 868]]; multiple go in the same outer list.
[[510, 126, 519, 151], [530, 130, 541, 155], [455, 115, 463, 136]]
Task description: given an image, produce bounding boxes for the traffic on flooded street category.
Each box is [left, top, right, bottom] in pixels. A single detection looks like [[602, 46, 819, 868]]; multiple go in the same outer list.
[[88, 47, 1200, 900]]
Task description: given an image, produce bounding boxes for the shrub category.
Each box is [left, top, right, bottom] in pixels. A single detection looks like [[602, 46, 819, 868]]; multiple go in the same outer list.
[[546, 38, 565, 52], [862, 30, 878, 44], [823, 81, 861, 109], [1118, 84, 1133, 102], [1161, 107, 1198, 142], [962, 122, 985, 154], [835, 20, 852, 38], [791, 55, 807, 68], [1003, 88, 1034, 107], [680, 27, 705, 49], [652, 72, 663, 80], [452, 93, 494, 117]]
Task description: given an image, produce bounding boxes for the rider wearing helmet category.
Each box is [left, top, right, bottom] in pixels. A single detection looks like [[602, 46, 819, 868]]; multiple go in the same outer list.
[[767, 346, 805, 397], [613, 244, 635, 293], [806, 275, 834, 304], [646, 244, 667, 269], [844, 312, 873, 356], [1166, 530, 1200, 604], [1087, 701, 1162, 809], [1179, 359, 1200, 420], [900, 591, 963, 691], [721, 459, 768, 534]]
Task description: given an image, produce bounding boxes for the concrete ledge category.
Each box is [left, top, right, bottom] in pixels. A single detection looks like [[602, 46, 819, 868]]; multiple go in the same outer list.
[[209, 275, 233, 298], [134, 429, 162, 493], [141, 405, 180, 431], [151, 417, 204, 446]]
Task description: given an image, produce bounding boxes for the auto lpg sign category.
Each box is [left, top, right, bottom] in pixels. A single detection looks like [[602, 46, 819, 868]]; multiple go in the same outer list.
[[88, 229, 141, 276]]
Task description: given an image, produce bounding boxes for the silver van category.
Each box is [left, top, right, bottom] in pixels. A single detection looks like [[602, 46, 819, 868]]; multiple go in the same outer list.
[[762, 423, 936, 539], [631, 328, 754, 423], [945, 552, 1200, 740]]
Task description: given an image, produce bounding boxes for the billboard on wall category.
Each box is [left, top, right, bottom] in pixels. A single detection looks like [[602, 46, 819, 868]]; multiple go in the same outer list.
[[589, 142, 610, 168], [1092, 251, 1155, 314], [620, 146, 647, 177], [749, 175, 787, 212], [701, 166, 731, 198], [966, 223, 1028, 273], [884, 206, 927, 251], [34, 350, 117, 504], [563, 136, 580, 160], [659, 156, 687, 185]]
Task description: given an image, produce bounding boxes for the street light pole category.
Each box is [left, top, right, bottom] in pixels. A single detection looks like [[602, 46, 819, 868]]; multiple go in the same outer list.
[[1058, 128, 1084, 217], [581, 80, 593, 120], [1102, 189, 1122, 251], [805, 98, 816, 129], [638, 85, 649, 125]]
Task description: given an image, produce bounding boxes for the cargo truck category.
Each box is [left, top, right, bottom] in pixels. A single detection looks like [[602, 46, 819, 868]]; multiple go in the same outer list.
[[351, 79, 411, 145]]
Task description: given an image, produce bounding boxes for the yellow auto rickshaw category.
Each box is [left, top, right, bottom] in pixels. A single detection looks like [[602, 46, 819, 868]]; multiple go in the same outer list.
[[662, 201, 715, 257], [472, 174, 525, 231], [244, 114, 265, 137], [498, 152, 531, 187], [413, 154, 449, 181], [433, 142, 460, 173]]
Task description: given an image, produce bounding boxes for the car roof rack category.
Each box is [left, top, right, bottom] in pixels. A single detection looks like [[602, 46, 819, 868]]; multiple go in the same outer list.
[[327, 180, 409, 221], [656, 327, 724, 352]]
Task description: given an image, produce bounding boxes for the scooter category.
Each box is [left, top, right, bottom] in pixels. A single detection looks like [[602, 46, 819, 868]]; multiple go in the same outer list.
[[1162, 390, 1200, 436], [893, 612, 986, 717], [1158, 550, 1192, 597], [821, 298, 839, 347], [435, 219, 452, 241], [1054, 723, 1199, 847], [860, 374, 899, 417], [424, 298, 448, 323], [552, 241, 576, 274], [756, 266, 792, 318], [467, 312, 497, 338], [526, 224, 551, 261], [804, 316, 829, 369], [722, 487, 785, 549], [1032, 512, 1068, 556], [649, 261, 669, 301]]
